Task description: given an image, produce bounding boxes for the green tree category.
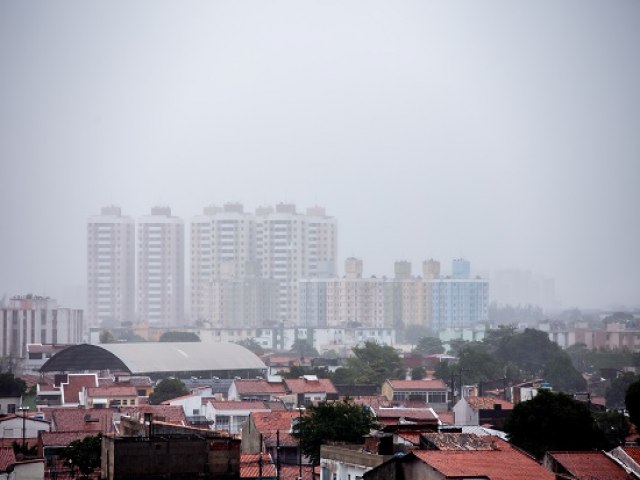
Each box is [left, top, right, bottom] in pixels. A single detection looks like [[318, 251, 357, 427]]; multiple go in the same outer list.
[[606, 372, 638, 409], [413, 337, 444, 355], [411, 366, 426, 380], [626, 379, 640, 429], [343, 342, 404, 385], [504, 390, 604, 459], [292, 400, 379, 465], [236, 338, 265, 356], [0, 372, 26, 397], [594, 410, 630, 449], [454, 343, 503, 385], [543, 351, 587, 393], [60, 434, 102, 479], [99, 330, 116, 344], [289, 339, 319, 357], [149, 378, 189, 404], [159, 331, 200, 342]]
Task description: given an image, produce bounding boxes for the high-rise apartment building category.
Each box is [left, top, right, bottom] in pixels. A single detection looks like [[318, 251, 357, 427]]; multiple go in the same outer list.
[[87, 206, 135, 326], [190, 203, 337, 325], [137, 207, 184, 326], [190, 203, 256, 323]]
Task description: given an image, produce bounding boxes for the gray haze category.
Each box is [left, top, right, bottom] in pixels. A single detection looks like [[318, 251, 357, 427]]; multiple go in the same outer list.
[[1, 1, 639, 310]]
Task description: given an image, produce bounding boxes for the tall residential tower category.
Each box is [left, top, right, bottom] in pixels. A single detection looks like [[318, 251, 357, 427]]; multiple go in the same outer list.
[[87, 206, 135, 326]]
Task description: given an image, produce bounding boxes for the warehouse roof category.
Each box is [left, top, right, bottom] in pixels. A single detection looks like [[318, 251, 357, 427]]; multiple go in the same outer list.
[[40, 342, 266, 375]]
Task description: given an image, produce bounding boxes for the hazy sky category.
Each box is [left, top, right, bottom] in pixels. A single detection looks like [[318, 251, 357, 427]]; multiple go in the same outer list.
[[1, 1, 638, 310]]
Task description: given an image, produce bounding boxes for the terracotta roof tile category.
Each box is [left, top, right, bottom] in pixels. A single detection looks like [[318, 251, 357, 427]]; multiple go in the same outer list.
[[240, 453, 276, 478], [251, 411, 298, 447], [284, 378, 337, 395], [0, 446, 16, 472], [412, 439, 555, 480], [234, 379, 287, 396], [209, 400, 271, 411], [86, 386, 138, 398], [623, 446, 640, 464], [466, 396, 514, 411], [373, 406, 438, 422], [279, 464, 315, 480], [547, 451, 631, 480], [40, 431, 96, 447], [386, 379, 447, 390], [48, 408, 114, 433]]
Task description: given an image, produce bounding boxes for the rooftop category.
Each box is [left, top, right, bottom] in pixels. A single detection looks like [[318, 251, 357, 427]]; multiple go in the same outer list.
[[386, 379, 447, 390], [546, 451, 631, 480], [465, 396, 514, 411], [284, 378, 337, 395]]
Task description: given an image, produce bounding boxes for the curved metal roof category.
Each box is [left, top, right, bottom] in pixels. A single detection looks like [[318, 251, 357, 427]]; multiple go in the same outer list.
[[41, 342, 266, 374], [40, 343, 131, 373]]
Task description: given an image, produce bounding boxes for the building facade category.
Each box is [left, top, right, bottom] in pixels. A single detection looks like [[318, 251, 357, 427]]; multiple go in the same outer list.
[[0, 295, 83, 360], [87, 206, 135, 326], [137, 207, 184, 326]]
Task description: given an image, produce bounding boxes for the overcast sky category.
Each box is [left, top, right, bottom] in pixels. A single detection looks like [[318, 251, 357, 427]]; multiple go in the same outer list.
[[1, 1, 638, 311]]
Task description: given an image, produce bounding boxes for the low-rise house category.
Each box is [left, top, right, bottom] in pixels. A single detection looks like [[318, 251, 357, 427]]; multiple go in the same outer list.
[[371, 406, 439, 427], [543, 451, 634, 480], [84, 385, 138, 408], [164, 393, 204, 418], [0, 445, 44, 480], [229, 378, 288, 402], [0, 396, 22, 415], [381, 379, 448, 411], [283, 376, 338, 407], [242, 411, 300, 466], [320, 444, 392, 480], [453, 396, 514, 429], [59, 373, 99, 407], [0, 414, 49, 441], [204, 400, 270, 435], [363, 437, 555, 480]]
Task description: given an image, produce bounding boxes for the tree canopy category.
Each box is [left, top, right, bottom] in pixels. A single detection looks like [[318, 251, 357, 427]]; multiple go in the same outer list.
[[149, 378, 189, 404], [292, 399, 378, 465], [334, 342, 404, 385], [235, 338, 265, 356], [289, 339, 319, 357], [60, 434, 102, 479], [159, 331, 200, 342], [413, 336, 444, 355], [626, 378, 640, 429], [0, 372, 26, 397], [504, 390, 604, 459]]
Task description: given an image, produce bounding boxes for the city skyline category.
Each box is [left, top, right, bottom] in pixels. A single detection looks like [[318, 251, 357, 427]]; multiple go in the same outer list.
[[1, 2, 639, 311]]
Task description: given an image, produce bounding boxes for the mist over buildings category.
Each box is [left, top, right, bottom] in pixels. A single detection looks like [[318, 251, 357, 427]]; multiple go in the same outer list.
[[1, 1, 639, 312]]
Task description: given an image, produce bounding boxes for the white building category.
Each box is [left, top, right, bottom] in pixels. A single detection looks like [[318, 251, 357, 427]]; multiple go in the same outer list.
[[137, 207, 184, 326], [190, 203, 256, 323], [190, 203, 337, 325], [0, 296, 83, 360], [87, 206, 135, 326]]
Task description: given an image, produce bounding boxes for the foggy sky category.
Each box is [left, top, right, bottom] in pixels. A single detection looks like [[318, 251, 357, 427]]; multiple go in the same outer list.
[[1, 1, 639, 311]]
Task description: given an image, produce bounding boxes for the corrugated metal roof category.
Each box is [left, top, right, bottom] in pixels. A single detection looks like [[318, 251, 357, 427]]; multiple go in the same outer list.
[[90, 342, 266, 374]]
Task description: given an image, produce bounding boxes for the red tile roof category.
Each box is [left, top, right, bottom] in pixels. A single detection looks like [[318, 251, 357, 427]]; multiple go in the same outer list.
[[209, 400, 271, 411], [623, 446, 640, 464], [61, 374, 98, 404], [547, 451, 631, 480], [466, 396, 514, 411], [284, 378, 337, 395], [395, 431, 422, 446], [279, 464, 315, 480], [436, 411, 454, 425], [40, 431, 96, 447], [251, 411, 298, 447], [234, 379, 287, 396], [240, 453, 276, 478], [411, 439, 555, 480], [86, 386, 138, 398], [386, 379, 447, 390], [48, 408, 114, 433], [0, 447, 16, 472]]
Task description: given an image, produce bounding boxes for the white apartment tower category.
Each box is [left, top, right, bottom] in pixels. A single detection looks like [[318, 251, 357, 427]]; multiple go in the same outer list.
[[256, 204, 337, 324], [87, 206, 135, 326], [190, 203, 337, 325], [137, 207, 184, 326], [190, 203, 255, 323]]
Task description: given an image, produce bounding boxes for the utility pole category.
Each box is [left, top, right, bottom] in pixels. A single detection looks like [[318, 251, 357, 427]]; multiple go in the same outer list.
[[18, 405, 29, 452]]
